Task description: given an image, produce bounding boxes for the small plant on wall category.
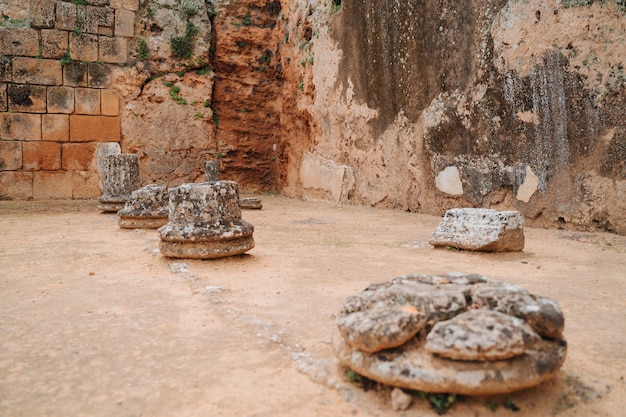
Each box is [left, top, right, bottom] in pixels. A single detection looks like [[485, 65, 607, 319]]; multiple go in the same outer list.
[[171, 22, 199, 59], [170, 0, 201, 60], [136, 37, 150, 60]]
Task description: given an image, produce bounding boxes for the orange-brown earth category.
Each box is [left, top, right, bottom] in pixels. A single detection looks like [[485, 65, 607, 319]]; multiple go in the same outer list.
[[0, 197, 624, 416]]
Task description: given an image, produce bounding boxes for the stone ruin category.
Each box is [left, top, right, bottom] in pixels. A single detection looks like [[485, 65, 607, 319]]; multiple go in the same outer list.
[[98, 154, 140, 213], [117, 184, 169, 229], [332, 272, 566, 395], [429, 208, 525, 252], [158, 181, 255, 259], [205, 160, 262, 210], [205, 160, 221, 182]]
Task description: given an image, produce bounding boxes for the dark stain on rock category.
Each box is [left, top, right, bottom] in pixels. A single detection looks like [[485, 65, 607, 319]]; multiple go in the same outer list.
[[8, 84, 33, 107]]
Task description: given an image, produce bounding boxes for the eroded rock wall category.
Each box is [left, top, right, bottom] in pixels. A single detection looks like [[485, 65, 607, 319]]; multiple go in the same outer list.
[[288, 0, 626, 234]]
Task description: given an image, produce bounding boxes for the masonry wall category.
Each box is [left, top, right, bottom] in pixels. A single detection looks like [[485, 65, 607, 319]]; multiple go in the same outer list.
[[0, 0, 136, 200]]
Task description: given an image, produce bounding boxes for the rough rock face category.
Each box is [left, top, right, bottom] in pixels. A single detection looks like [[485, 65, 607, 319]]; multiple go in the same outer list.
[[292, 0, 626, 235], [425, 309, 541, 361], [208, 0, 286, 192], [158, 181, 255, 258], [117, 0, 217, 187], [429, 208, 525, 251], [332, 273, 567, 395]]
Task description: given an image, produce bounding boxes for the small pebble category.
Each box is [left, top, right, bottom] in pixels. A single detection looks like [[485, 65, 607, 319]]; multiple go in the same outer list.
[[391, 388, 412, 411]]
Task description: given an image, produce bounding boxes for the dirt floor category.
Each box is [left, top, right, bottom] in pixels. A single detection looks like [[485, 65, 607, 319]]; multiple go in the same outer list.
[[0, 196, 625, 417]]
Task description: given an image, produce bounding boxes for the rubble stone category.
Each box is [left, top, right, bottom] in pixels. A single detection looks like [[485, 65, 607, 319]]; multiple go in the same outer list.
[[429, 208, 525, 252], [240, 197, 263, 210], [158, 181, 255, 259], [118, 184, 169, 229]]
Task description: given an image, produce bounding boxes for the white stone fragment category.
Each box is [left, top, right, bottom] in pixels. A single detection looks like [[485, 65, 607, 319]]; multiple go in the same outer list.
[[429, 208, 525, 252], [516, 166, 539, 203], [435, 166, 464, 195]]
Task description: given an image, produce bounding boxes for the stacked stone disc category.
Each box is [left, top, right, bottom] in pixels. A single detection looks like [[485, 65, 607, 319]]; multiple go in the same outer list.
[[117, 184, 169, 229], [98, 154, 140, 213], [158, 181, 254, 259], [332, 273, 567, 395]]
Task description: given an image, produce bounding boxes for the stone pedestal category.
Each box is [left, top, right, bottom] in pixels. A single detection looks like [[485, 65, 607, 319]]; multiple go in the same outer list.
[[158, 181, 254, 259], [98, 154, 140, 213], [117, 184, 169, 229], [205, 160, 221, 182]]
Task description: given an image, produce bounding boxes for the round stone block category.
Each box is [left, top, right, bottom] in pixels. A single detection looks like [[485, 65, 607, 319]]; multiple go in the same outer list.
[[158, 181, 254, 259], [332, 273, 567, 395], [118, 184, 169, 229]]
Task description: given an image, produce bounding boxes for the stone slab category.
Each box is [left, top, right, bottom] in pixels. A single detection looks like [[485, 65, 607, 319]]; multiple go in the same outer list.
[[429, 208, 525, 252], [240, 197, 262, 210]]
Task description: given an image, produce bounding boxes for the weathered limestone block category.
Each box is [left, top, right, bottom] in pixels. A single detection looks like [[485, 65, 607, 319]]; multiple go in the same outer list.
[[0, 141, 22, 170], [0, 113, 41, 140], [429, 208, 525, 251], [75, 88, 101, 115], [337, 305, 427, 353], [29, 0, 56, 28], [99, 36, 128, 64], [69, 115, 120, 142], [47, 87, 75, 114], [205, 160, 220, 182], [158, 181, 255, 259], [240, 197, 263, 210], [118, 184, 169, 229], [98, 153, 140, 212], [471, 282, 565, 339], [63, 62, 88, 87], [332, 273, 567, 395], [0, 83, 6, 111], [425, 309, 541, 361], [8, 84, 47, 113], [12, 57, 62, 86], [41, 29, 69, 59], [0, 28, 39, 56], [23, 141, 61, 171]]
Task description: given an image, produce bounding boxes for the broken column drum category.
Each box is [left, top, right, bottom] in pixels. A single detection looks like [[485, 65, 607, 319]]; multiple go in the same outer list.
[[98, 154, 140, 212], [332, 272, 567, 395], [205, 160, 221, 182], [158, 181, 255, 259], [117, 184, 169, 229]]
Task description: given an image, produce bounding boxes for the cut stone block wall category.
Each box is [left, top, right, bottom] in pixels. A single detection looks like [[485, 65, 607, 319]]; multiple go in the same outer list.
[[0, 0, 133, 200]]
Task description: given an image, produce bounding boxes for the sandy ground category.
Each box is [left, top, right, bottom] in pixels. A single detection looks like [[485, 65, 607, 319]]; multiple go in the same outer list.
[[0, 196, 625, 417]]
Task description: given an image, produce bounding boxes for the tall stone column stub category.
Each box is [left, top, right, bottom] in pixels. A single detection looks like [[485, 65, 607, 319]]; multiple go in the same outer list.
[[117, 184, 169, 229], [158, 181, 255, 259], [98, 153, 140, 212]]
